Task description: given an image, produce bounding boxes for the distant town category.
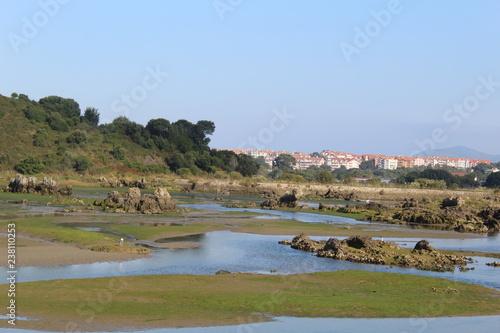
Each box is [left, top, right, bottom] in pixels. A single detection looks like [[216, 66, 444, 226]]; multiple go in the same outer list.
[[221, 149, 492, 171]]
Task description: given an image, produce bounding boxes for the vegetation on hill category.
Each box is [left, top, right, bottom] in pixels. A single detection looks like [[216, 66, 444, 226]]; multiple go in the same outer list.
[[0, 93, 259, 178], [1, 92, 499, 189]]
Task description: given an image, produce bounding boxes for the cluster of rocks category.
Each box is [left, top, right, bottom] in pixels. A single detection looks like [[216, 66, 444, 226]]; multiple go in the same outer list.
[[3, 174, 72, 196], [358, 196, 500, 234], [280, 234, 470, 272], [94, 187, 176, 214], [261, 188, 304, 209], [98, 177, 148, 189], [323, 188, 359, 201]]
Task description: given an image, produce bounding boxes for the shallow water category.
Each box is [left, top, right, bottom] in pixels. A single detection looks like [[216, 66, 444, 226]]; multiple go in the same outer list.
[[2, 197, 499, 332], [180, 203, 378, 225], [5, 231, 499, 290], [3, 315, 500, 333]]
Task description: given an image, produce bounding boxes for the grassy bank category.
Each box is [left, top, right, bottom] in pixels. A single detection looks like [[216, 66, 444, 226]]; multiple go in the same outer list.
[[4, 271, 500, 331]]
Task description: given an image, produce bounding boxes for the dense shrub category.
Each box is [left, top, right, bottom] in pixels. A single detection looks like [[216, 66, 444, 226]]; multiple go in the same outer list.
[[33, 129, 48, 147], [15, 156, 44, 175], [74, 155, 90, 172], [279, 173, 307, 183], [47, 113, 69, 132], [23, 105, 48, 123], [177, 168, 192, 177], [111, 146, 126, 160], [66, 130, 88, 147], [315, 170, 334, 183]]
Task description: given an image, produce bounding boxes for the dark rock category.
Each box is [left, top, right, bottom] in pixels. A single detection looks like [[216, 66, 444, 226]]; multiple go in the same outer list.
[[289, 233, 324, 252], [281, 234, 468, 272], [441, 196, 464, 208], [3, 174, 72, 196], [261, 188, 303, 209], [412, 240, 436, 253], [324, 188, 359, 201], [345, 236, 376, 249], [99, 187, 176, 214]]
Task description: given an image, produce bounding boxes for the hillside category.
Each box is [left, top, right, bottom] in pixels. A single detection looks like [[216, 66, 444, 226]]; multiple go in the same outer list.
[[0, 95, 166, 176], [0, 94, 258, 178]]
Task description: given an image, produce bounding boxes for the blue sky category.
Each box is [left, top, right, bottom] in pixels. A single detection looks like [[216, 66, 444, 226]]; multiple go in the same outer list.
[[1, 0, 499, 156]]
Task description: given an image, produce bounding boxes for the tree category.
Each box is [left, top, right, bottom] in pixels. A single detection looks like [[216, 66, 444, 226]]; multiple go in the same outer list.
[[485, 172, 500, 188], [360, 160, 376, 170], [315, 169, 334, 184], [39, 95, 81, 119], [83, 107, 99, 126], [236, 154, 260, 177], [255, 156, 270, 171], [273, 154, 296, 173], [473, 163, 492, 175], [193, 120, 215, 150], [146, 118, 171, 138], [419, 169, 456, 186]]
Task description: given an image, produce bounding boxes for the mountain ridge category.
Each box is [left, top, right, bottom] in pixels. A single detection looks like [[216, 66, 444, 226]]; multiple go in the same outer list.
[[417, 146, 500, 163]]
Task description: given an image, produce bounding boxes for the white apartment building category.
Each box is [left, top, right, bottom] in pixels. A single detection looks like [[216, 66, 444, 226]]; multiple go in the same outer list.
[[379, 159, 398, 170]]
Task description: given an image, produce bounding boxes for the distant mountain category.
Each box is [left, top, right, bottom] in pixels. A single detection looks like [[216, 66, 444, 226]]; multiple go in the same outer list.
[[417, 146, 500, 163]]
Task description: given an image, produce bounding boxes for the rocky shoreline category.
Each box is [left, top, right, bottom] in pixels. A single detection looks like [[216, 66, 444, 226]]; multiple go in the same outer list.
[[94, 187, 176, 214], [280, 234, 472, 272], [258, 186, 500, 234]]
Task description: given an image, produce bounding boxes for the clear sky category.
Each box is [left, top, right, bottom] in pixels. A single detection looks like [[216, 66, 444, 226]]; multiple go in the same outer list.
[[1, 0, 499, 156]]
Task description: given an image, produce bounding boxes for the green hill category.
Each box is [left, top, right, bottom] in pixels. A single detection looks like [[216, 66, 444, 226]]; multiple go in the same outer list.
[[0, 93, 259, 178]]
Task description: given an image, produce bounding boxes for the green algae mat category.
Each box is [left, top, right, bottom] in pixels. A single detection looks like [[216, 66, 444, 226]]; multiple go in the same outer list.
[[3, 271, 499, 331]]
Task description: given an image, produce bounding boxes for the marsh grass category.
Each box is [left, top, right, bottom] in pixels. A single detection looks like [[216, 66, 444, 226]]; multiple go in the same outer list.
[[5, 271, 499, 331]]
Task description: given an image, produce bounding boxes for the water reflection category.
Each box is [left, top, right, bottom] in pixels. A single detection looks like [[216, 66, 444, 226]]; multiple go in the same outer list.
[[4, 231, 499, 290]]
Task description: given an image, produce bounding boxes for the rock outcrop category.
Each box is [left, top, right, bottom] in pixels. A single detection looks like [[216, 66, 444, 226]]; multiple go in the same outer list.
[[441, 196, 464, 208], [412, 240, 436, 253], [324, 188, 359, 201], [261, 187, 303, 209], [280, 234, 470, 272], [99, 177, 148, 189], [3, 174, 72, 196], [95, 187, 176, 214]]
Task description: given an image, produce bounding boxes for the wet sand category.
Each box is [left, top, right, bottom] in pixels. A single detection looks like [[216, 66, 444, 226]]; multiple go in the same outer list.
[[0, 233, 149, 267]]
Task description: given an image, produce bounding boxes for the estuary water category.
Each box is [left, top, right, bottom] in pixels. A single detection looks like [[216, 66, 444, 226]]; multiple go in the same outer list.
[[3, 316, 500, 333], [1, 199, 499, 332], [6, 230, 500, 290]]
